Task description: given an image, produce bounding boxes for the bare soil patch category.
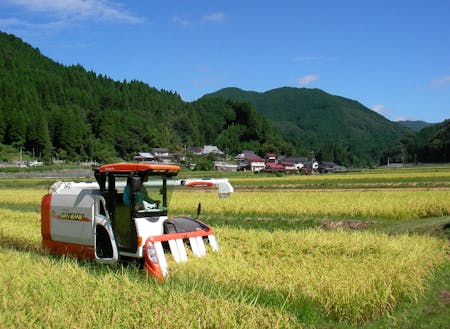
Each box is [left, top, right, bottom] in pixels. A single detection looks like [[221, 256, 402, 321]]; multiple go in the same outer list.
[[440, 290, 450, 306], [321, 219, 375, 230]]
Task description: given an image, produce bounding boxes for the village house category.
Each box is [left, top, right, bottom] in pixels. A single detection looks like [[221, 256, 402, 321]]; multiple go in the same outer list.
[[151, 148, 173, 163], [265, 153, 277, 163], [302, 161, 320, 173], [202, 145, 224, 156], [134, 152, 155, 162], [262, 157, 297, 173], [284, 157, 309, 170], [318, 161, 339, 173], [235, 150, 265, 172]]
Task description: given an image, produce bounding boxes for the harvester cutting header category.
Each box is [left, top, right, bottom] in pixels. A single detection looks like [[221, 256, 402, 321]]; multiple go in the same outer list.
[[41, 162, 233, 281]]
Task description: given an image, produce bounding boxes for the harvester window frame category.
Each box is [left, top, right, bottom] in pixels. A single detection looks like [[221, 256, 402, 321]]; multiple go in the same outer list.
[[99, 199, 106, 216], [132, 175, 170, 218]]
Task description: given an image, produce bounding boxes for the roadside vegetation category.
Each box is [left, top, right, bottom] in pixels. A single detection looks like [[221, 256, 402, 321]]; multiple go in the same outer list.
[[0, 166, 449, 328]]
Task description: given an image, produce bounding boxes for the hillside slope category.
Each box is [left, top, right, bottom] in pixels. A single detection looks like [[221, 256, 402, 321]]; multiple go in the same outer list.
[[0, 32, 289, 162], [397, 120, 434, 132], [404, 119, 450, 162], [205, 87, 411, 165]]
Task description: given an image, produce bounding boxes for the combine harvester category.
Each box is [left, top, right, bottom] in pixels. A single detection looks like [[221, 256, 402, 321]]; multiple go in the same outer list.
[[41, 162, 233, 281]]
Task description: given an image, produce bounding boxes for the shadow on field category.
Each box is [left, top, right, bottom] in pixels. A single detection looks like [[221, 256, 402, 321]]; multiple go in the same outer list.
[[0, 234, 44, 255], [0, 232, 146, 277], [168, 276, 329, 324], [0, 232, 327, 323], [203, 214, 450, 240], [0, 203, 40, 212], [199, 214, 320, 232]]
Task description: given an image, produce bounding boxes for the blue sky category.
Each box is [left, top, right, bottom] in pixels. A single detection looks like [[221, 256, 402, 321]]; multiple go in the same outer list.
[[1, 0, 449, 123]]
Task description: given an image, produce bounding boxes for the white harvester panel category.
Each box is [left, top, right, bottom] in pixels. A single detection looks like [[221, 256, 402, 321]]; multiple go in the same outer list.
[[49, 182, 99, 246]]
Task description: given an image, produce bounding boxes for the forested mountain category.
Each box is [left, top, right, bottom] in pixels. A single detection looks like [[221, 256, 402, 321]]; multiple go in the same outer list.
[[397, 120, 434, 132], [1, 31, 447, 167], [204, 87, 413, 166], [0, 32, 290, 163], [402, 120, 450, 162]]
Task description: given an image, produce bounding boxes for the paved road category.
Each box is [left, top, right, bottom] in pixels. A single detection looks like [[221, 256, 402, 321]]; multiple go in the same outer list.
[[0, 169, 93, 178]]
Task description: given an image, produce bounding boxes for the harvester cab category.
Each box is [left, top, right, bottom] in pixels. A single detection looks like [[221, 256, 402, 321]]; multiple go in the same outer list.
[[41, 162, 225, 281]]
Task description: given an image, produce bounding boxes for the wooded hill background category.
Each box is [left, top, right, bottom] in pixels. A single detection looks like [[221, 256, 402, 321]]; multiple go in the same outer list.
[[0, 31, 448, 166], [204, 88, 450, 165]]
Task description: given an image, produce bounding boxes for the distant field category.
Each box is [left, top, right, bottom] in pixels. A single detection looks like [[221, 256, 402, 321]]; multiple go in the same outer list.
[[4, 188, 448, 220], [0, 167, 449, 328], [171, 190, 450, 220], [229, 167, 450, 190]]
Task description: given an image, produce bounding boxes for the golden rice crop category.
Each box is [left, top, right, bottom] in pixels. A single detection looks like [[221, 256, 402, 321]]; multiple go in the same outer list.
[[231, 169, 450, 184], [0, 248, 298, 328], [0, 189, 44, 204], [170, 190, 450, 219], [0, 208, 41, 251], [1, 204, 446, 325], [0, 188, 448, 326], [0, 206, 298, 328], [171, 227, 447, 323]]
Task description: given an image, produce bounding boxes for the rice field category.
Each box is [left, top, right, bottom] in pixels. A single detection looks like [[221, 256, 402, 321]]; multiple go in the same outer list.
[[170, 228, 447, 323], [233, 169, 450, 184], [0, 167, 449, 328], [221, 167, 450, 190], [1, 183, 449, 220], [0, 203, 447, 326], [171, 189, 450, 219]]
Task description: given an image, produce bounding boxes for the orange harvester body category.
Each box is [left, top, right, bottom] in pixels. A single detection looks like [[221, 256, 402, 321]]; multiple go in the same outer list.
[[40, 162, 227, 281]]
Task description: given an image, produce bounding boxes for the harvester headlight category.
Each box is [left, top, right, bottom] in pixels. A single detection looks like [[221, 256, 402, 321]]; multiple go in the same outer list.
[[146, 242, 159, 264]]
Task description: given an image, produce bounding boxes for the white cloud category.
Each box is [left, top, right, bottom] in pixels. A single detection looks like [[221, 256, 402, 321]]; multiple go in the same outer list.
[[431, 75, 450, 87], [203, 12, 225, 22], [0, 17, 32, 27], [371, 104, 388, 115], [292, 56, 321, 63], [0, 17, 70, 30], [5, 0, 143, 24], [172, 12, 225, 27], [297, 74, 319, 86], [172, 16, 192, 27]]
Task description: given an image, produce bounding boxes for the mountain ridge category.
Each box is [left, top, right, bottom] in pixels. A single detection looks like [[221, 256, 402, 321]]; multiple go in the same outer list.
[[396, 120, 434, 132], [204, 87, 411, 165], [0, 31, 290, 164]]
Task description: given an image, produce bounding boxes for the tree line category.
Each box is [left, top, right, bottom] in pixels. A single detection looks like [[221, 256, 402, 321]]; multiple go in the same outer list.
[[382, 120, 450, 164], [0, 32, 291, 164]]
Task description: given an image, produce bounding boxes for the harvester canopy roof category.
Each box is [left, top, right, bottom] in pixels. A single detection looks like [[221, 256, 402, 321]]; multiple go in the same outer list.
[[98, 162, 181, 176]]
